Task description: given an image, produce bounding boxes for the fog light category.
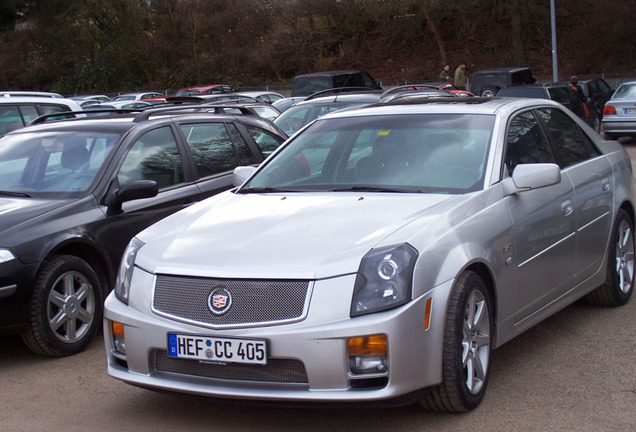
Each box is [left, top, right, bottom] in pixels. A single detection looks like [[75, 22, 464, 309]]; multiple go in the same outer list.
[[111, 321, 126, 356], [348, 334, 388, 374]]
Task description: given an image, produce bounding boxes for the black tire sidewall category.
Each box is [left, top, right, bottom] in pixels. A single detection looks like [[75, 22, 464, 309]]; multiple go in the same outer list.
[[30, 255, 103, 356], [606, 211, 635, 305], [445, 271, 494, 410]]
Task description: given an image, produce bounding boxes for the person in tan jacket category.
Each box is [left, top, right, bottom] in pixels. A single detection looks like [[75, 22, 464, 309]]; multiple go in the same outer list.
[[454, 63, 467, 90]]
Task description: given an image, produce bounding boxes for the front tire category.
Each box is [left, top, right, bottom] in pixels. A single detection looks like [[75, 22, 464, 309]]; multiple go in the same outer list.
[[420, 271, 493, 412], [585, 210, 634, 306], [22, 255, 103, 357]]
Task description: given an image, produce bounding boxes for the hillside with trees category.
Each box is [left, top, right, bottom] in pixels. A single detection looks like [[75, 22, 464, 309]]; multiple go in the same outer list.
[[0, 0, 633, 94]]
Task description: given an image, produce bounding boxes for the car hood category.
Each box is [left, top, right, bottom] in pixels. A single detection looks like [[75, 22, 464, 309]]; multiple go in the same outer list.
[[0, 197, 74, 235], [136, 192, 465, 280]]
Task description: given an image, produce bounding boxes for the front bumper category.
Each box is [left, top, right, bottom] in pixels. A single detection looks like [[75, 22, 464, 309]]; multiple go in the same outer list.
[[104, 268, 454, 403], [0, 259, 39, 332]]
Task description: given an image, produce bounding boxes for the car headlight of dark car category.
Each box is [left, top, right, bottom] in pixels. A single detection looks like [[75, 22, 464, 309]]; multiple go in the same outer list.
[[115, 237, 145, 304], [351, 243, 418, 317], [0, 248, 16, 264]]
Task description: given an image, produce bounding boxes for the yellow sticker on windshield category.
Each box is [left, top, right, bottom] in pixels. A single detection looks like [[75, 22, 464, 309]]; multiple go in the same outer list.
[[378, 130, 391, 136]]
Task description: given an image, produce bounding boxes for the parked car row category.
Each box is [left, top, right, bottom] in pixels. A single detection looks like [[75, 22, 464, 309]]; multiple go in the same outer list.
[[1, 74, 633, 414]]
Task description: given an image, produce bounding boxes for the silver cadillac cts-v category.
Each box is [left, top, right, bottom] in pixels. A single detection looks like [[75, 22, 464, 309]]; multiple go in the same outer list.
[[104, 97, 634, 412]]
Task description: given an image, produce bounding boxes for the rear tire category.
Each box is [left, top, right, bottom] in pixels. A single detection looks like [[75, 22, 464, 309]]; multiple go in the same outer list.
[[591, 114, 601, 133], [22, 255, 103, 357], [420, 271, 493, 412], [480, 86, 499, 97], [585, 210, 634, 306]]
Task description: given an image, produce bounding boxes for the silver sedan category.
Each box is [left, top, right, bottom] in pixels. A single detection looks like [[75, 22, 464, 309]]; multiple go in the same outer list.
[[104, 97, 634, 412], [602, 80, 636, 140]]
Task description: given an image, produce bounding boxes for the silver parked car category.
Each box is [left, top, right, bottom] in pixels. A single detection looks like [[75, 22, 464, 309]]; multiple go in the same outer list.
[[104, 97, 634, 412], [602, 81, 636, 140]]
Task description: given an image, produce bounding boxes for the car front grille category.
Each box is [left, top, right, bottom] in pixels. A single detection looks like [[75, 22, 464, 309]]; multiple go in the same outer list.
[[152, 350, 309, 385], [153, 275, 311, 327]]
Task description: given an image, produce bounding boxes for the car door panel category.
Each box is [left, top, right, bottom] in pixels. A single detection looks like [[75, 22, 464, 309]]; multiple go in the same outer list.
[[502, 108, 577, 322], [506, 176, 577, 322], [565, 158, 613, 283]]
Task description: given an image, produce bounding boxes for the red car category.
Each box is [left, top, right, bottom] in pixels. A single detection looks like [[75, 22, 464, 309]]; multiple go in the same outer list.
[[174, 84, 235, 97]]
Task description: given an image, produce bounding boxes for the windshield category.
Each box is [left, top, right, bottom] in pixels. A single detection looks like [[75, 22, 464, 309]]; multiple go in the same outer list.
[[243, 114, 494, 194], [0, 130, 121, 196], [274, 102, 366, 136]]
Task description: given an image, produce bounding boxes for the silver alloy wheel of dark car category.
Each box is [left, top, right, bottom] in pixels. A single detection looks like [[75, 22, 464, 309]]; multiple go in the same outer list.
[[22, 255, 103, 357], [47, 270, 96, 343], [420, 271, 493, 411], [586, 210, 635, 306]]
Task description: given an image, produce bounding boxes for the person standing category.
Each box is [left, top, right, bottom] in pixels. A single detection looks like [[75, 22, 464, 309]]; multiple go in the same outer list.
[[454, 63, 467, 90], [568, 75, 588, 120], [439, 65, 451, 82]]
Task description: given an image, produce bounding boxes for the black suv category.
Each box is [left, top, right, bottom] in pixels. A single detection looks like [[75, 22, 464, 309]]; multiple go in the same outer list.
[[469, 67, 536, 97], [0, 108, 287, 356], [291, 70, 382, 97]]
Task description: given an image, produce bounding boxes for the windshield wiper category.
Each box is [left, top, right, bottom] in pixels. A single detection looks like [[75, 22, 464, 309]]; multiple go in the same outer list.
[[237, 187, 285, 194], [0, 190, 31, 198], [330, 185, 411, 193]]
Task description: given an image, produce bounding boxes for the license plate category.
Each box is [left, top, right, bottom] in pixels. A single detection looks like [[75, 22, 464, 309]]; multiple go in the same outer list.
[[167, 333, 267, 365], [625, 108, 636, 114]]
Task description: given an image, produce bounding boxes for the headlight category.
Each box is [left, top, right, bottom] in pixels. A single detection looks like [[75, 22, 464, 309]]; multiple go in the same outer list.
[[351, 243, 418, 317], [0, 249, 16, 264], [115, 237, 144, 304]]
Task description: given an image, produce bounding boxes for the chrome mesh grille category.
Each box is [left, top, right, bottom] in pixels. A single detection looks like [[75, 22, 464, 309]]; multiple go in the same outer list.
[[153, 275, 310, 326], [153, 350, 309, 385]]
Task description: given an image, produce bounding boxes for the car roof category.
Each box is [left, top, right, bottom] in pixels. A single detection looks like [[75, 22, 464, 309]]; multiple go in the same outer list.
[[319, 97, 564, 119], [177, 84, 233, 92], [236, 91, 283, 96], [115, 92, 162, 97], [7, 106, 259, 136], [0, 95, 80, 105], [292, 92, 382, 106], [294, 70, 363, 78], [473, 67, 532, 73], [0, 91, 64, 98]]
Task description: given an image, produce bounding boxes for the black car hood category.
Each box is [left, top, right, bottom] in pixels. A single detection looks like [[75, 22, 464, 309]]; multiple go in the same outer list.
[[0, 196, 76, 234]]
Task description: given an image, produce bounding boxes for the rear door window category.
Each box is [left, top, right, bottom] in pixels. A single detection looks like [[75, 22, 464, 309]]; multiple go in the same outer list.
[[536, 108, 600, 167], [0, 105, 24, 135], [243, 124, 285, 157], [180, 122, 255, 179]]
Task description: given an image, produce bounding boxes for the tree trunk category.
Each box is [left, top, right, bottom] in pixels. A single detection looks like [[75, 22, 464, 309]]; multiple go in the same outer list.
[[510, 0, 525, 64], [422, 5, 446, 66]]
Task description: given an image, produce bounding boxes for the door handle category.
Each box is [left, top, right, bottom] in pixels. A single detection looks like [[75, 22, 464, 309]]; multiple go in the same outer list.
[[561, 199, 574, 216], [601, 178, 611, 192]]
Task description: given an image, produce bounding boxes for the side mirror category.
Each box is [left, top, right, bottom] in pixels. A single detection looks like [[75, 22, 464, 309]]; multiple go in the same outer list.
[[232, 166, 257, 187], [502, 163, 561, 196], [104, 179, 158, 207]]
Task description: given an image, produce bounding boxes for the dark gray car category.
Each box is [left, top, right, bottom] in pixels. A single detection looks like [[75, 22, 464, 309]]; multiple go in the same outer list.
[[0, 108, 286, 356]]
